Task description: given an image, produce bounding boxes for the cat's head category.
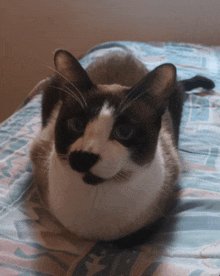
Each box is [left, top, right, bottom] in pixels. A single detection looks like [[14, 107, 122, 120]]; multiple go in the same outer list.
[[43, 50, 176, 185]]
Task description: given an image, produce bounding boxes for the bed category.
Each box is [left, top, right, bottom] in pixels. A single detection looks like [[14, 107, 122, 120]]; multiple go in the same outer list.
[[0, 41, 220, 276]]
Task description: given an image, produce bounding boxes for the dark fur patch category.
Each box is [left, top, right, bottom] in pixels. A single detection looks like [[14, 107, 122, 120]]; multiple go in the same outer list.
[[167, 82, 185, 146], [69, 151, 100, 173], [111, 101, 162, 165], [83, 172, 105, 185], [42, 75, 61, 127], [181, 75, 215, 91], [55, 102, 87, 155]]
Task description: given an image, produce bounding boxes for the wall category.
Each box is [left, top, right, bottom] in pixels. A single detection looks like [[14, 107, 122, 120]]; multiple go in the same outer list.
[[1, 0, 220, 122]]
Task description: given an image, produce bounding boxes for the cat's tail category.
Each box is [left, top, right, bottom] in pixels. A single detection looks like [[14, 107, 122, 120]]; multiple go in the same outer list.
[[181, 75, 215, 91]]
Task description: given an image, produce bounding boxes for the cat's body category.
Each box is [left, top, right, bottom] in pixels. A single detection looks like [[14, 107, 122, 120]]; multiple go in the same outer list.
[[30, 49, 214, 241]]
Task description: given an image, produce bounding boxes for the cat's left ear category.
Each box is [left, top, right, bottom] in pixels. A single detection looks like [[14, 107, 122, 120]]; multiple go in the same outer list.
[[54, 49, 94, 91], [126, 63, 176, 111]]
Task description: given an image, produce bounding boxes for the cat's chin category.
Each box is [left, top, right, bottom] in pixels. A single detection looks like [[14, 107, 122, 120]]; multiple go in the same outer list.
[[82, 169, 133, 185], [83, 171, 105, 185]]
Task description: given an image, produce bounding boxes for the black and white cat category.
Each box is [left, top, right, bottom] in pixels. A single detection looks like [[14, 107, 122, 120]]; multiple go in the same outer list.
[[30, 49, 214, 241]]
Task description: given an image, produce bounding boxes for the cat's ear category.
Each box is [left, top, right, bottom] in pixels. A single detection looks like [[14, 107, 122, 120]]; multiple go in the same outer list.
[[126, 63, 176, 111], [54, 49, 94, 91]]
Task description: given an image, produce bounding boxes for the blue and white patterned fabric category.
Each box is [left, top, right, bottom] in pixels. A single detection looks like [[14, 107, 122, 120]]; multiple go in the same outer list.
[[0, 42, 220, 276]]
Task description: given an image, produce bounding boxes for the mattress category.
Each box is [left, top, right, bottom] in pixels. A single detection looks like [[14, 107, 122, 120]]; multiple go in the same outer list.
[[0, 41, 220, 276]]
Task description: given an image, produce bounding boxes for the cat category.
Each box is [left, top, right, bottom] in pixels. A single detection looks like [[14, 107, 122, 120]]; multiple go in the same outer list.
[[30, 49, 215, 241]]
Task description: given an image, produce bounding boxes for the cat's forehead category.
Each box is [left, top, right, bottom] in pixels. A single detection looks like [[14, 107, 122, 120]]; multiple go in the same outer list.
[[98, 84, 130, 94], [91, 84, 158, 121], [86, 83, 129, 107], [59, 83, 128, 118], [58, 82, 157, 124]]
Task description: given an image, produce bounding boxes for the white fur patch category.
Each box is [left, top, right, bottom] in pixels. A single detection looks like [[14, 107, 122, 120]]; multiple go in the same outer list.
[[48, 140, 165, 240], [100, 102, 114, 116]]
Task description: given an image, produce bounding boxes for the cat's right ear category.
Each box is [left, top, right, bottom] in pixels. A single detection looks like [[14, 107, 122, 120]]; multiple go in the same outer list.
[[54, 49, 94, 91], [42, 50, 94, 127]]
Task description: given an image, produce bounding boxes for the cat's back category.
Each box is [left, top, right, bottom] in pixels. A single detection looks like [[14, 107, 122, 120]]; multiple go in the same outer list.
[[86, 51, 148, 87]]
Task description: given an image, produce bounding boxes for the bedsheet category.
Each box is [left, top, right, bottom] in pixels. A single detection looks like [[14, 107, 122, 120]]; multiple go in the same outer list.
[[0, 41, 220, 276]]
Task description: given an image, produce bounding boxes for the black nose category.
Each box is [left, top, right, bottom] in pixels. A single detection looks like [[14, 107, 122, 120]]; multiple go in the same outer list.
[[69, 151, 99, 173]]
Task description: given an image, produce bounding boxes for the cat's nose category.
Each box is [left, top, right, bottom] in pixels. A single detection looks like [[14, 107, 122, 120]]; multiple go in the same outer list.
[[68, 151, 100, 173]]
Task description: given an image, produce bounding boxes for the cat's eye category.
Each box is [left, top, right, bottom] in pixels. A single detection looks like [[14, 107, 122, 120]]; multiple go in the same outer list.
[[67, 117, 86, 132], [114, 123, 134, 140]]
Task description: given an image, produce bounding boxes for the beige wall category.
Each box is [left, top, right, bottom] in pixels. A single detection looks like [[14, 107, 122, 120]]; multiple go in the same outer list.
[[1, 0, 220, 122]]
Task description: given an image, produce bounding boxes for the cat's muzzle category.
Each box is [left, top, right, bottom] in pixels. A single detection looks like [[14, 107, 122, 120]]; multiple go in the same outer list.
[[68, 151, 105, 185]]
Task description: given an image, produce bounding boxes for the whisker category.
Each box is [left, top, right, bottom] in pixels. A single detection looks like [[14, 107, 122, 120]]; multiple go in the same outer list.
[[117, 84, 139, 112], [118, 101, 134, 115], [57, 153, 68, 160], [49, 85, 84, 109], [112, 170, 132, 182], [118, 86, 151, 115], [119, 88, 151, 114], [47, 66, 87, 108], [63, 84, 86, 108]]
